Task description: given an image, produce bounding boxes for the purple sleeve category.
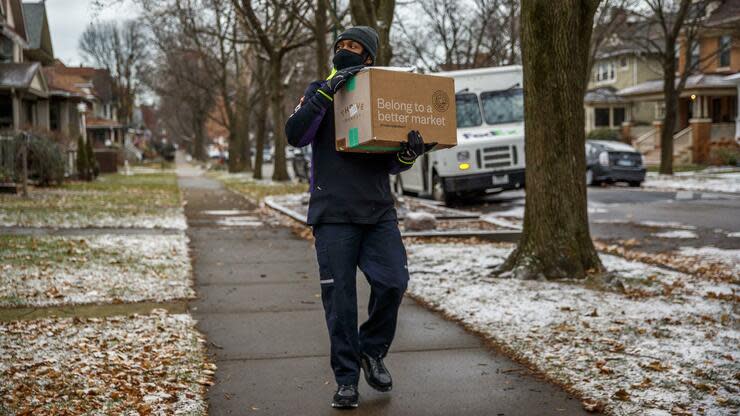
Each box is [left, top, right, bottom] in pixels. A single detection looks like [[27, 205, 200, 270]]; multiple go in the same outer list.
[[295, 106, 327, 147]]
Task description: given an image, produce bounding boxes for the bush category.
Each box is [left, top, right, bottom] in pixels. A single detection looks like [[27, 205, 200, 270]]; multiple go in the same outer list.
[[24, 134, 65, 186], [711, 147, 739, 166], [587, 128, 621, 142]]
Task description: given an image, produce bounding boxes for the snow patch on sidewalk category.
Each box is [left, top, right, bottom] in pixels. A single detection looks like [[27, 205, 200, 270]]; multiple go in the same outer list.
[[406, 243, 738, 415]]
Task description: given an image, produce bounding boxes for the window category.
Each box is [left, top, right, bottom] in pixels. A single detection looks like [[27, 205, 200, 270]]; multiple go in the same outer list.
[[689, 40, 700, 70], [620, 56, 628, 68], [0, 36, 12, 63], [594, 108, 610, 127], [719, 36, 731, 67], [480, 88, 524, 125], [455, 93, 482, 128], [595, 61, 616, 82], [613, 107, 625, 126]]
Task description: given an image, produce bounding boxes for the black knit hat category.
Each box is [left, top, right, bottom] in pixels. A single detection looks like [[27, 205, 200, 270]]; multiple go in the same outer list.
[[333, 26, 379, 64]]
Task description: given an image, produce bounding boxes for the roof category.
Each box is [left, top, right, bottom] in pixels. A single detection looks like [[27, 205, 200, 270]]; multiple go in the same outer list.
[[43, 63, 114, 102], [42, 67, 95, 99], [618, 74, 737, 96], [0, 61, 40, 88], [86, 117, 123, 129], [704, 0, 740, 27], [8, 0, 28, 41], [584, 87, 627, 104], [21, 1, 44, 49]]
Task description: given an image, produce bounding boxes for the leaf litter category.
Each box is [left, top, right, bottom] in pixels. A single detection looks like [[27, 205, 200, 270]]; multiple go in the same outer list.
[[0, 309, 213, 415]]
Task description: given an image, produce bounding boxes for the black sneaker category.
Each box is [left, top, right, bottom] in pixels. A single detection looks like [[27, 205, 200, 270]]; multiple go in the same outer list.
[[360, 352, 392, 392], [332, 384, 359, 409]]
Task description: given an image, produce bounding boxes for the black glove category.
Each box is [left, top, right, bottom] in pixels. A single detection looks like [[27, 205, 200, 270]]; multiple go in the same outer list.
[[320, 65, 366, 96], [397, 130, 437, 164]]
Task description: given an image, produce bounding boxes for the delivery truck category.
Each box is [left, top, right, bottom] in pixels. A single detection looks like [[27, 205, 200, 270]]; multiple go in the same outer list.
[[393, 65, 526, 205]]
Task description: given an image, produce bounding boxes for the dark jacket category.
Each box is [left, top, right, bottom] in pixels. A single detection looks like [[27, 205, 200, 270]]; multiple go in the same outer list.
[[285, 80, 413, 225]]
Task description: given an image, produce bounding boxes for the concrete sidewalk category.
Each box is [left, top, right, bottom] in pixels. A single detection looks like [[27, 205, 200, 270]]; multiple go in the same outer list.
[[178, 167, 589, 415]]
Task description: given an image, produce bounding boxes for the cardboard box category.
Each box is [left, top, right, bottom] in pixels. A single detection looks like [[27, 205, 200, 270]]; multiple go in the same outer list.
[[334, 68, 457, 153]]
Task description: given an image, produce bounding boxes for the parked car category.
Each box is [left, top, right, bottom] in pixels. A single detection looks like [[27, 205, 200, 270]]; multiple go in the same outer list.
[[585, 140, 646, 187], [292, 146, 312, 183]]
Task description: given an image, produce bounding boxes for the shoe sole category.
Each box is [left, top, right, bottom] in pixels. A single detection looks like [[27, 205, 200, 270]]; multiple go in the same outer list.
[[360, 361, 392, 392], [331, 402, 359, 409]]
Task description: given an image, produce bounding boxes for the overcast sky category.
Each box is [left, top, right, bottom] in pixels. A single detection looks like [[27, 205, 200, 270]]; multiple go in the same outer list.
[[45, 0, 141, 66]]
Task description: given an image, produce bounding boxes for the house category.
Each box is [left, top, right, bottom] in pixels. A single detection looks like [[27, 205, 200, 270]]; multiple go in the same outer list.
[[44, 62, 124, 147], [617, 0, 739, 164], [0, 0, 50, 131], [585, 12, 663, 140]]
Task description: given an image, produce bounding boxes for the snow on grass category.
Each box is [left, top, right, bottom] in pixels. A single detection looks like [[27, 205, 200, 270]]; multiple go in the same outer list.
[[0, 234, 194, 307], [653, 230, 698, 239], [0, 309, 213, 415], [0, 172, 186, 229], [406, 242, 738, 415], [644, 171, 740, 194]]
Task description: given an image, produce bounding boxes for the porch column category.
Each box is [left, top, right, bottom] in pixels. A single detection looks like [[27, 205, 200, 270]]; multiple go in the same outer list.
[[653, 120, 663, 149], [12, 94, 21, 130], [60, 102, 70, 136], [621, 121, 634, 144], [690, 117, 712, 163]]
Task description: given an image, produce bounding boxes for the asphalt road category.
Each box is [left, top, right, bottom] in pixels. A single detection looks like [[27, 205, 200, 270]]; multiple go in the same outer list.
[[460, 186, 740, 252]]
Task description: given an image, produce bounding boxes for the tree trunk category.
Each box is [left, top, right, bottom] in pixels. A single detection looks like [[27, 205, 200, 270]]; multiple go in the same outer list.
[[659, 42, 677, 175], [253, 90, 267, 180], [238, 94, 252, 172], [348, 0, 395, 66], [498, 0, 603, 280], [193, 116, 207, 161], [270, 58, 290, 181], [315, 0, 329, 78], [227, 127, 242, 172]]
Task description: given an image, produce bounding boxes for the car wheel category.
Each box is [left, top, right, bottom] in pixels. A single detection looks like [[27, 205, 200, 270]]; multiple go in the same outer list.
[[628, 181, 642, 188], [432, 173, 454, 206]]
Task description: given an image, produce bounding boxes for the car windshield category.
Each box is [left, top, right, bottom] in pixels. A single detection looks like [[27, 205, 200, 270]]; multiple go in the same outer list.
[[481, 88, 523, 125], [455, 93, 482, 128]]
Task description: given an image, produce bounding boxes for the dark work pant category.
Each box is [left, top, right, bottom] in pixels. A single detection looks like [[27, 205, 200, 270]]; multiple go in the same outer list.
[[312, 220, 409, 385]]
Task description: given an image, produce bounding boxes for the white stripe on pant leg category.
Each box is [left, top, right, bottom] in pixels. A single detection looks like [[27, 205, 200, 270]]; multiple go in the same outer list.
[[320, 278, 334, 284]]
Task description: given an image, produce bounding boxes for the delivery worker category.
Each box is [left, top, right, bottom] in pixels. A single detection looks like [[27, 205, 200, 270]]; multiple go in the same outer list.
[[285, 26, 436, 409]]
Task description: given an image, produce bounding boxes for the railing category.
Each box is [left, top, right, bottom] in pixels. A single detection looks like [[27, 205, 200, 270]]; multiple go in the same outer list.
[[673, 126, 692, 150], [710, 123, 735, 142], [633, 128, 657, 153]]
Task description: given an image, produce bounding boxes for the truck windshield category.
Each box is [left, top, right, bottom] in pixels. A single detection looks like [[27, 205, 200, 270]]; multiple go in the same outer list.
[[455, 93, 482, 128], [481, 88, 523, 125]]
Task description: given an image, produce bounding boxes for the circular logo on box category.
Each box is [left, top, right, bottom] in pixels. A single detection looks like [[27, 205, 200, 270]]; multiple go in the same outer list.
[[432, 90, 450, 113]]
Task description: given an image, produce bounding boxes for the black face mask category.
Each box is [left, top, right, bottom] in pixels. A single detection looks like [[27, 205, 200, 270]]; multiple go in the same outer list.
[[333, 49, 366, 70]]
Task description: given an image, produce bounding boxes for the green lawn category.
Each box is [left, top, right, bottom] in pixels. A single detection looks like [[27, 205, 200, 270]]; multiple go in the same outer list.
[[0, 172, 184, 228], [208, 171, 308, 202]]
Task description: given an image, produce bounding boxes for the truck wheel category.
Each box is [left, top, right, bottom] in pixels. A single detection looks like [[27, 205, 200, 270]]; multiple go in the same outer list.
[[628, 180, 642, 188], [391, 175, 404, 197], [432, 173, 454, 206]]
